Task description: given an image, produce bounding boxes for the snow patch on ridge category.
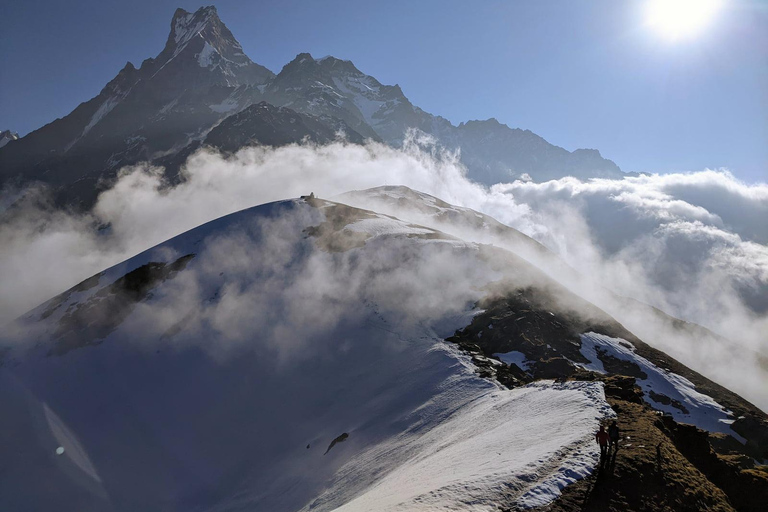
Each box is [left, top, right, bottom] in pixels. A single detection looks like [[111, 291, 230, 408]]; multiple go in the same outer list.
[[197, 42, 217, 68], [495, 350, 533, 372], [82, 96, 120, 136], [209, 97, 239, 113], [578, 332, 743, 439]]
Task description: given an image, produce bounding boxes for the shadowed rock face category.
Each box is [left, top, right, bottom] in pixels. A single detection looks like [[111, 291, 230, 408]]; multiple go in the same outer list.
[[49, 254, 195, 356], [156, 102, 368, 180], [0, 8, 624, 209], [0, 7, 276, 207], [449, 119, 622, 185], [204, 102, 366, 152]]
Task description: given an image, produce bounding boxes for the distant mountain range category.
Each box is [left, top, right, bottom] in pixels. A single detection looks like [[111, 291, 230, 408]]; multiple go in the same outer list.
[[0, 6, 623, 207]]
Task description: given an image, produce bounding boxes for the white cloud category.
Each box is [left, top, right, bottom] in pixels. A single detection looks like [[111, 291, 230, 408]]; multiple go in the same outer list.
[[0, 136, 766, 408]]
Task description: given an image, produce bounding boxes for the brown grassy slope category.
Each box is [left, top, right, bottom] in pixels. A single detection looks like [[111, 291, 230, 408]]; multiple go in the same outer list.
[[446, 280, 768, 511], [533, 395, 736, 512]]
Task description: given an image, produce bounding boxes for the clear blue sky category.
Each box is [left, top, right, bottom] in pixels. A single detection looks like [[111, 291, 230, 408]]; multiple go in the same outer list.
[[1, 0, 766, 182]]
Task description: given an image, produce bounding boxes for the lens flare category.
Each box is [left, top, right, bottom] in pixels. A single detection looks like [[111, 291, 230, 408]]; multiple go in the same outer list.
[[646, 0, 723, 40]]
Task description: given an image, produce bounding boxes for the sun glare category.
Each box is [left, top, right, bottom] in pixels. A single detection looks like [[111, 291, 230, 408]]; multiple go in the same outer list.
[[646, 0, 723, 40]]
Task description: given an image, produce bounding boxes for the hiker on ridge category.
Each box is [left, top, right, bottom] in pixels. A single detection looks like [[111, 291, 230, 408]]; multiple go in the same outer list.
[[596, 425, 610, 459], [608, 420, 620, 451]]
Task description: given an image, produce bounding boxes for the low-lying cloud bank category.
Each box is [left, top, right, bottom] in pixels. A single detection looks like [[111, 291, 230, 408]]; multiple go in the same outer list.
[[492, 172, 768, 340], [1, 135, 766, 406]]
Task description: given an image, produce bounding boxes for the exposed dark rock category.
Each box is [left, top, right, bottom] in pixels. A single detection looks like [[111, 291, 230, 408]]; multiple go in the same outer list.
[[731, 415, 768, 461], [40, 272, 103, 320], [595, 348, 648, 380], [324, 432, 349, 455], [649, 390, 690, 415], [602, 375, 644, 404], [532, 357, 576, 380], [448, 283, 768, 461], [448, 284, 768, 510], [50, 254, 195, 355], [203, 102, 365, 152]]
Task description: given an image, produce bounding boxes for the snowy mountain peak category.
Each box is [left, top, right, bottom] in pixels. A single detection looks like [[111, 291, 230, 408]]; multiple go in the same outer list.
[[0, 6, 626, 204], [0, 130, 19, 149], [161, 15, 267, 91], [281, 52, 319, 71], [152, 5, 272, 86], [279, 53, 364, 77], [110, 61, 139, 88], [316, 55, 364, 75], [169, 6, 219, 47]]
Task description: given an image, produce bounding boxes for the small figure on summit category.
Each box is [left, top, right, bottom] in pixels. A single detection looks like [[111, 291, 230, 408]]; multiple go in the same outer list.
[[596, 425, 610, 459], [608, 420, 620, 451]]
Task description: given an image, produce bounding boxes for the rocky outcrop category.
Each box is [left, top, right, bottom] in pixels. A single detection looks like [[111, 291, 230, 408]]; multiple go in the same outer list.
[[448, 286, 768, 511]]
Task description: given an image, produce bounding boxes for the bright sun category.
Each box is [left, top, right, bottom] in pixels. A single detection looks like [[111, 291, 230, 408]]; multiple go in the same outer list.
[[646, 0, 723, 40]]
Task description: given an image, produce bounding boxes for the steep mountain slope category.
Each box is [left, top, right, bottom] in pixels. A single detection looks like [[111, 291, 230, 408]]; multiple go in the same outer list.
[[450, 119, 621, 184], [258, 52, 622, 185], [0, 130, 19, 149], [2, 195, 765, 511], [335, 186, 768, 413], [155, 102, 367, 179], [1, 197, 617, 512], [202, 101, 366, 152], [0, 6, 275, 205], [337, 185, 555, 267], [0, 6, 624, 208], [260, 54, 389, 141], [447, 289, 768, 511]]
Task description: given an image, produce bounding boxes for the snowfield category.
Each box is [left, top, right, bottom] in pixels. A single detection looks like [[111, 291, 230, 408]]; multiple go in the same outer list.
[[322, 380, 613, 512], [0, 199, 614, 511]]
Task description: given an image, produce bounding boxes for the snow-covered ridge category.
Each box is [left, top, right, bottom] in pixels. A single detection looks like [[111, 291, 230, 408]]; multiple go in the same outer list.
[[344, 216, 435, 237], [316, 380, 613, 511], [1, 198, 617, 511]]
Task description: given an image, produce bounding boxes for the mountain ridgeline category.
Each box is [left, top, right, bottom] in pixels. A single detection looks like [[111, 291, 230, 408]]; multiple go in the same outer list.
[[0, 6, 622, 207], [1, 191, 766, 511]]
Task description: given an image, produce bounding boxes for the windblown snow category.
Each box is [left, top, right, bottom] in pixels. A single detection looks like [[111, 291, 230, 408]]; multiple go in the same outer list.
[[0, 199, 613, 511]]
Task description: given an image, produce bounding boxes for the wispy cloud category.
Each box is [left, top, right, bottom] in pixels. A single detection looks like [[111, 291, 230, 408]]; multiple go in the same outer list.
[[1, 135, 765, 407]]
